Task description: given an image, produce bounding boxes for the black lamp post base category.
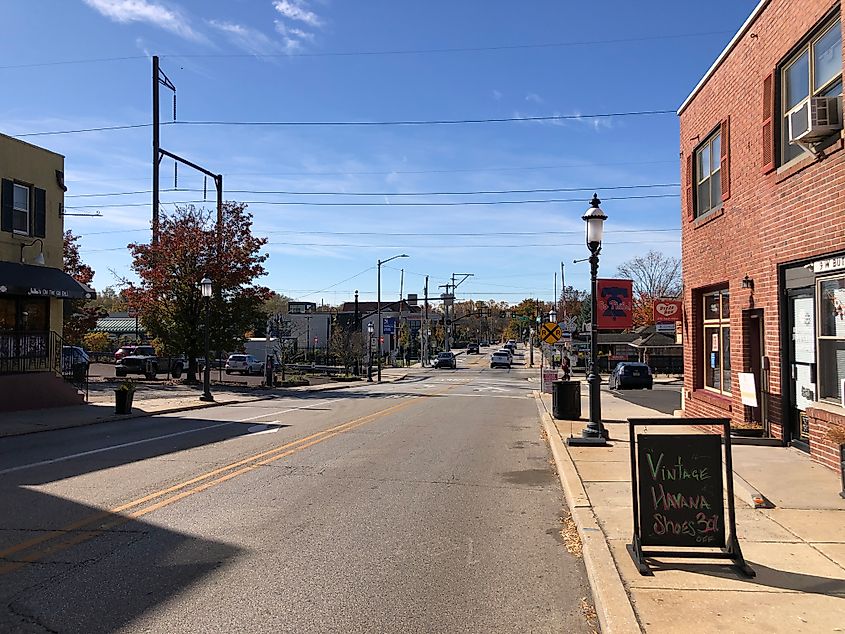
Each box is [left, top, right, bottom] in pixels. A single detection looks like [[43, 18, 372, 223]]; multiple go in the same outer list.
[[199, 394, 215, 402], [567, 435, 608, 447]]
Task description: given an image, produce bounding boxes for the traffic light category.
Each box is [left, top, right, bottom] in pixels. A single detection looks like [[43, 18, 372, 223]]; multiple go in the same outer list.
[[380, 336, 384, 344]]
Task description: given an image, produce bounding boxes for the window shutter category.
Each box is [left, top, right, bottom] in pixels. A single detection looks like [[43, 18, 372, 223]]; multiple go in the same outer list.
[[761, 72, 776, 173], [720, 117, 731, 201], [1, 179, 12, 233], [33, 187, 46, 238], [685, 153, 694, 220]]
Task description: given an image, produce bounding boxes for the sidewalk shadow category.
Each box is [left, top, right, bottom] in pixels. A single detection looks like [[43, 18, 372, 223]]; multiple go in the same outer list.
[[650, 559, 845, 596]]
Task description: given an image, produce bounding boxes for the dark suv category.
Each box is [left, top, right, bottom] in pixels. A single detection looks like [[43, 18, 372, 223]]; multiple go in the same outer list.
[[609, 363, 653, 390], [467, 342, 480, 354]]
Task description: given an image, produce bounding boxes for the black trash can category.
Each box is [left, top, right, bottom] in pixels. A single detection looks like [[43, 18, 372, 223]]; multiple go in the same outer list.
[[552, 380, 581, 420]]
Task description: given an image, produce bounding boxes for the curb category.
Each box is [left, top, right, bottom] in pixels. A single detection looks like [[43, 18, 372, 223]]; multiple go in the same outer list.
[[533, 391, 642, 634]]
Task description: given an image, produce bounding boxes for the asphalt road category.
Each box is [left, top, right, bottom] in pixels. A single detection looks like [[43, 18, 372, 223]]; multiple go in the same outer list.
[[0, 347, 593, 633]]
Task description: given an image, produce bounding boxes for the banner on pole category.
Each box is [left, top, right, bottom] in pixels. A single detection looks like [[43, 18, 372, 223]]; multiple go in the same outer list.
[[596, 279, 633, 329]]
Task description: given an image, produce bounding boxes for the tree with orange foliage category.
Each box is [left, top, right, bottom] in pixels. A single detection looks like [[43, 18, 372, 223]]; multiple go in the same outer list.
[[62, 230, 102, 344], [616, 250, 681, 329], [124, 204, 270, 381]]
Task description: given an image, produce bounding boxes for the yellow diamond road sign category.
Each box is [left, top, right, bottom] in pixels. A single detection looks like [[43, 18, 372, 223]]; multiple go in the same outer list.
[[539, 322, 562, 344]]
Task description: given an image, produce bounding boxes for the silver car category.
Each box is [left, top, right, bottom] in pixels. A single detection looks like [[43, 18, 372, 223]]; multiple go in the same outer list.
[[225, 354, 265, 375]]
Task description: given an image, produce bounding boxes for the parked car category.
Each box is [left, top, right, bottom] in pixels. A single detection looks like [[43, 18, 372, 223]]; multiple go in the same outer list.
[[433, 351, 457, 369], [61, 346, 90, 379], [609, 362, 653, 390], [467, 342, 480, 354], [225, 354, 265, 375], [114, 344, 155, 362], [116, 351, 185, 379], [490, 351, 511, 369]]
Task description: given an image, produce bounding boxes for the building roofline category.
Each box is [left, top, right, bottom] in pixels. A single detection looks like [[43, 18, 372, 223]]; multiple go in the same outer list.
[[677, 0, 770, 116], [0, 132, 65, 159]]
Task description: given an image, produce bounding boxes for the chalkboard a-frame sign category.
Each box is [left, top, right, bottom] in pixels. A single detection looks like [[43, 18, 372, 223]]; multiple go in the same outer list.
[[627, 418, 755, 577]]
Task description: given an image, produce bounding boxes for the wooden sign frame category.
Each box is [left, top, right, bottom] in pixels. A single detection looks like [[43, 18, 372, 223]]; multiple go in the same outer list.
[[627, 417, 755, 578]]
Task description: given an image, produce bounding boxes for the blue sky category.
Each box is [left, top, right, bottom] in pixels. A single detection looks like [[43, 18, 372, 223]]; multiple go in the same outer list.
[[2, 0, 756, 306]]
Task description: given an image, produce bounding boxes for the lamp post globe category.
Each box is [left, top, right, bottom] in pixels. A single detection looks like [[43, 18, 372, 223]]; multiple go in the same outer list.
[[582, 193, 607, 253], [549, 308, 557, 323]]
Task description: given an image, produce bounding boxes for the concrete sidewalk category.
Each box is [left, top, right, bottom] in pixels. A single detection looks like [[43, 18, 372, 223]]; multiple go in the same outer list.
[[1, 370, 408, 439], [536, 386, 845, 633]]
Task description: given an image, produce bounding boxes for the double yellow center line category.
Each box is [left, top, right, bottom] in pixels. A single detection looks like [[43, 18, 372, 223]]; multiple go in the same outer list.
[[0, 384, 455, 575]]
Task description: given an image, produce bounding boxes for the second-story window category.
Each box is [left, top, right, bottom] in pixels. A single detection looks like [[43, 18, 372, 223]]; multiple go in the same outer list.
[[695, 129, 721, 217], [781, 17, 842, 165], [13, 183, 30, 234]]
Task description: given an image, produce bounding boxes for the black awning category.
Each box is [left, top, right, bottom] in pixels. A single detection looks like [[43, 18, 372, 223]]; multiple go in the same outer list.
[[0, 261, 96, 300]]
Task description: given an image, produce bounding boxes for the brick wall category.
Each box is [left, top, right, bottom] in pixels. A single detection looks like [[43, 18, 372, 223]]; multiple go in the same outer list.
[[680, 0, 845, 470]]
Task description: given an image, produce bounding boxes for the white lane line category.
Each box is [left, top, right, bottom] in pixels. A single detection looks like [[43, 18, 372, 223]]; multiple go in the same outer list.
[[0, 423, 233, 476], [0, 400, 334, 476]]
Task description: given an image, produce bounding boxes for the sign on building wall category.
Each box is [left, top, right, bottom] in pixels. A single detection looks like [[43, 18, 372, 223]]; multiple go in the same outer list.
[[382, 317, 396, 334], [652, 299, 683, 322], [596, 279, 633, 329]]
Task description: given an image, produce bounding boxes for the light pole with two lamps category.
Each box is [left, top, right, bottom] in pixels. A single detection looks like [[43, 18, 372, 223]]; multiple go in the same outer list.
[[200, 277, 214, 402], [377, 253, 409, 383], [568, 194, 608, 446]]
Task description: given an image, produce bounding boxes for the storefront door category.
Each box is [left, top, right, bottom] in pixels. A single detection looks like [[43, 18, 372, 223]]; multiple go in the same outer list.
[[788, 291, 816, 448]]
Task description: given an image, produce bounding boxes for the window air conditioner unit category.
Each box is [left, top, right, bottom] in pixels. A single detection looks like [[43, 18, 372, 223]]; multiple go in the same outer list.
[[789, 96, 843, 144]]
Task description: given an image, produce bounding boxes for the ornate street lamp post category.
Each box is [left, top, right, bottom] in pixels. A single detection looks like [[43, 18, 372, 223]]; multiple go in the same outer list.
[[367, 321, 374, 382], [200, 277, 214, 402], [568, 194, 608, 446]]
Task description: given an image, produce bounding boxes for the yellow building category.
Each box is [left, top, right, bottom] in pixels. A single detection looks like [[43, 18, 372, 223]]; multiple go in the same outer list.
[[0, 132, 95, 410]]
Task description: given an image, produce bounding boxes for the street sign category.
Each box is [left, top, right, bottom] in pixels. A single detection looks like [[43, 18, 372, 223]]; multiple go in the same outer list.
[[382, 317, 396, 334], [539, 322, 563, 344]]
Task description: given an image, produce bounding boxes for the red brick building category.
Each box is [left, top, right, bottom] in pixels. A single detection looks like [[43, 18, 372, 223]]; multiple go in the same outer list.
[[679, 0, 845, 471]]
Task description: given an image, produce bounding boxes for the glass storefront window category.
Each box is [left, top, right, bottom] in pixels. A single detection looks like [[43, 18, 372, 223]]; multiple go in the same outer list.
[[702, 289, 731, 396], [818, 276, 845, 401]]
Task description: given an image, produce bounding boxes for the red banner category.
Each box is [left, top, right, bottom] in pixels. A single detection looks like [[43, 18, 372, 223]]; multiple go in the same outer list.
[[652, 298, 683, 322], [596, 279, 633, 329]]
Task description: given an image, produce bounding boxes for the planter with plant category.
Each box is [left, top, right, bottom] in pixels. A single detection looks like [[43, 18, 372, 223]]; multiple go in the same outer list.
[[828, 425, 845, 499], [114, 378, 136, 415]]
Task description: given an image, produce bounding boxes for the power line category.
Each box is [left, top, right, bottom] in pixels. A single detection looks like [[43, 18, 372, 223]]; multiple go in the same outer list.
[[16, 109, 674, 138], [65, 183, 679, 199], [80, 238, 679, 253], [1, 31, 731, 70], [65, 193, 679, 210], [163, 30, 731, 60], [74, 227, 680, 237], [63, 159, 677, 182], [294, 266, 376, 301]]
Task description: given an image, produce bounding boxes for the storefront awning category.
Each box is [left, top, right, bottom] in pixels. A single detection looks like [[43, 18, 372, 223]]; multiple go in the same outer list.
[[0, 261, 96, 300]]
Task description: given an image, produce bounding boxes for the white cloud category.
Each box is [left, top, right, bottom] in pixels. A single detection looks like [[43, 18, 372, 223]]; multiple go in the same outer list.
[[272, 0, 322, 27], [82, 0, 202, 41], [208, 20, 291, 56], [274, 20, 315, 52], [525, 92, 543, 104]]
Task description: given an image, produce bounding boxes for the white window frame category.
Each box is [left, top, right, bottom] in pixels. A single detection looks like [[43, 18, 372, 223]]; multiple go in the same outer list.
[[12, 183, 30, 235], [695, 129, 722, 218], [816, 273, 845, 404], [780, 17, 843, 166], [702, 290, 731, 396]]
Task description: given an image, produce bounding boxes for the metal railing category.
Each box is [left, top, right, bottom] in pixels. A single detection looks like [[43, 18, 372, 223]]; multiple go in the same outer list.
[[0, 330, 88, 400]]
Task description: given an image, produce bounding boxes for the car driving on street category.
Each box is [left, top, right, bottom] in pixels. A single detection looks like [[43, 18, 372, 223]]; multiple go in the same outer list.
[[433, 351, 457, 369], [608, 362, 653, 390], [467, 342, 480, 354], [490, 350, 511, 369]]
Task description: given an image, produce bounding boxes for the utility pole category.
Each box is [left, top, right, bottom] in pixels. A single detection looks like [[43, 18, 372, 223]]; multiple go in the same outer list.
[[398, 268, 404, 361], [151, 56, 222, 250], [561, 262, 566, 318], [438, 283, 451, 351]]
